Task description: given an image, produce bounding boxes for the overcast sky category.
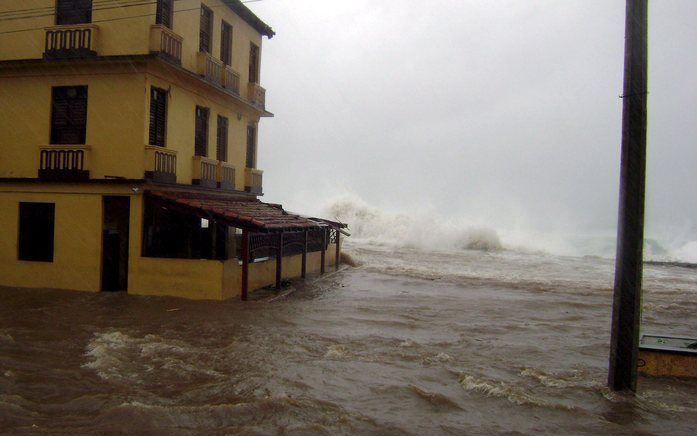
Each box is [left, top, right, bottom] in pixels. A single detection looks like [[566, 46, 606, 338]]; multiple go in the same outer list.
[[248, 0, 697, 254]]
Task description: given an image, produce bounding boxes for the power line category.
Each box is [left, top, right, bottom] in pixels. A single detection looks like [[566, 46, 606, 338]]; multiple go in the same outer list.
[[0, 1, 262, 36], [0, 0, 147, 17], [0, 0, 185, 22]]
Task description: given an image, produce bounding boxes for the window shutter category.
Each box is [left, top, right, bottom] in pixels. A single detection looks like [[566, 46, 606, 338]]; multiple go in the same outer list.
[[195, 107, 209, 156], [199, 6, 213, 53], [56, 0, 92, 25], [51, 86, 87, 145], [221, 22, 232, 66], [217, 116, 228, 162], [246, 125, 256, 168], [249, 44, 260, 83], [149, 87, 167, 147], [156, 0, 173, 29]]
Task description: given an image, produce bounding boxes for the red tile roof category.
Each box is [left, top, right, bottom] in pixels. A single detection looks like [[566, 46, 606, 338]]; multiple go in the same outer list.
[[147, 191, 326, 232]]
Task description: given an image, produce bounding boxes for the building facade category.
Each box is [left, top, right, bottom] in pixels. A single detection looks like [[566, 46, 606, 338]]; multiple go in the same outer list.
[[0, 0, 343, 300]]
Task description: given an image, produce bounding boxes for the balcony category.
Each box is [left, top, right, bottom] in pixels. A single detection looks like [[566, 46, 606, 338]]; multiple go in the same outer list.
[[223, 66, 241, 96], [145, 146, 177, 184], [44, 25, 98, 59], [247, 83, 266, 110], [244, 168, 263, 195], [38, 145, 90, 180], [196, 52, 223, 87], [218, 162, 236, 191], [150, 25, 182, 64], [192, 156, 218, 189]]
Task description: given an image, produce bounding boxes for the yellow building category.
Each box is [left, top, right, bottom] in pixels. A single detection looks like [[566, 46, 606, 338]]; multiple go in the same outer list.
[[0, 0, 344, 300]]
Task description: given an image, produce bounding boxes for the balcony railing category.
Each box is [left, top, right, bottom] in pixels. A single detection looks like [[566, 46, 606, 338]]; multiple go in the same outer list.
[[145, 146, 177, 183], [38, 145, 90, 180], [218, 162, 236, 191], [223, 66, 241, 96], [196, 52, 223, 86], [244, 168, 263, 195], [44, 25, 99, 59], [192, 156, 218, 188], [149, 25, 182, 64], [247, 82, 266, 110]]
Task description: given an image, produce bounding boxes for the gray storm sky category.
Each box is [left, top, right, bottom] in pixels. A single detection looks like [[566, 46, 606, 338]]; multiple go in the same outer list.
[[249, 0, 697, 251]]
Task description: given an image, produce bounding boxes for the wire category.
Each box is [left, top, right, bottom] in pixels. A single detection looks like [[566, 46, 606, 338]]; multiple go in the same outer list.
[[0, 1, 183, 22], [0, 1, 263, 36]]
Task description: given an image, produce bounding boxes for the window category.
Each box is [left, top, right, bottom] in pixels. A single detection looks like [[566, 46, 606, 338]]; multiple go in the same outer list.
[[56, 0, 92, 25], [217, 116, 229, 162], [156, 0, 174, 29], [249, 43, 260, 83], [199, 5, 213, 53], [18, 203, 55, 262], [149, 87, 168, 147], [246, 124, 256, 168], [50, 86, 88, 145], [221, 21, 233, 66], [195, 106, 209, 157]]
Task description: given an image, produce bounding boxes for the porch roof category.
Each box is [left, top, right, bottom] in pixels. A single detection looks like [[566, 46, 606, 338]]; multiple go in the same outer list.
[[147, 191, 334, 232]]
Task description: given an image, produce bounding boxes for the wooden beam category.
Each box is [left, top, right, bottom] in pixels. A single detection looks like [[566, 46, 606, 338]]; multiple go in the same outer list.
[[335, 230, 340, 271], [301, 230, 308, 278], [241, 229, 250, 301], [320, 229, 326, 275], [609, 0, 648, 393], [276, 232, 283, 289]]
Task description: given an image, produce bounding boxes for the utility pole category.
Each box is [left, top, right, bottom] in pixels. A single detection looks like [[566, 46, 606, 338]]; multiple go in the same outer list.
[[608, 0, 648, 392]]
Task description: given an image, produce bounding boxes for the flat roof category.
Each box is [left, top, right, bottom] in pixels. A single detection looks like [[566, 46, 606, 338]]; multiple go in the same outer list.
[[222, 0, 275, 38]]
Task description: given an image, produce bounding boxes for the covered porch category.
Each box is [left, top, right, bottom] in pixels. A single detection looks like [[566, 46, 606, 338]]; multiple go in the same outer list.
[[132, 190, 346, 300]]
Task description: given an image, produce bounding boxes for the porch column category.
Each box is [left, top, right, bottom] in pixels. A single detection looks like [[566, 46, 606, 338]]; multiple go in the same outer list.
[[276, 232, 283, 290], [335, 230, 341, 271], [301, 230, 308, 278], [320, 229, 326, 275], [241, 230, 250, 301]]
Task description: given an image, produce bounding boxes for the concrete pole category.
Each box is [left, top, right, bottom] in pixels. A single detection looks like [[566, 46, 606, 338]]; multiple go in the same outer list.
[[608, 0, 648, 392]]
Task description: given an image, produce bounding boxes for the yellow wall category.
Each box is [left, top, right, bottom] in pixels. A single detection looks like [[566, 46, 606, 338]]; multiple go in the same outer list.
[[0, 183, 138, 292], [0, 65, 147, 179]]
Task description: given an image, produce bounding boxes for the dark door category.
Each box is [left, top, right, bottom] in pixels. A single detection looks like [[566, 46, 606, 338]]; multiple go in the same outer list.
[[101, 196, 130, 292]]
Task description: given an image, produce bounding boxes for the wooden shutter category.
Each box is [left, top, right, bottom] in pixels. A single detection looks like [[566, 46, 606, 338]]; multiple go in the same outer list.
[[221, 22, 232, 66], [195, 106, 209, 156], [149, 87, 167, 147], [199, 5, 213, 53], [249, 44, 260, 83], [217, 116, 228, 162], [56, 0, 92, 25], [246, 125, 256, 168], [156, 0, 174, 29], [51, 86, 88, 145]]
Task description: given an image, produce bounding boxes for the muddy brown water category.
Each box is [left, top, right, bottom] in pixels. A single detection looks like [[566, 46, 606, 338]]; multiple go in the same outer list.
[[1, 244, 696, 434]]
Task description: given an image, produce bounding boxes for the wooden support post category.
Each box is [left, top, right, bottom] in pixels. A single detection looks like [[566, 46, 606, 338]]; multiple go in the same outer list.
[[609, 0, 648, 393], [276, 232, 283, 290], [335, 230, 341, 271], [241, 230, 250, 301], [301, 230, 308, 278], [320, 229, 326, 275]]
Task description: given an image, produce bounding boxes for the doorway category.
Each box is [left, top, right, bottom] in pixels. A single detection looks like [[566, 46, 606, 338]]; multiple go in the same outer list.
[[101, 196, 130, 292]]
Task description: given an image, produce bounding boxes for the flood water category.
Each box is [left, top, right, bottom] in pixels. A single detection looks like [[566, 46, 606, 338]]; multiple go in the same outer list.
[[1, 242, 696, 434]]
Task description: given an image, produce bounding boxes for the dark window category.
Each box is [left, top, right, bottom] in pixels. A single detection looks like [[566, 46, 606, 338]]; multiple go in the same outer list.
[[199, 5, 213, 53], [217, 116, 229, 162], [249, 43, 260, 83], [195, 106, 209, 157], [50, 86, 88, 145], [156, 0, 174, 29], [149, 87, 168, 147], [56, 0, 92, 25], [18, 203, 55, 262], [246, 125, 256, 168], [221, 21, 233, 66]]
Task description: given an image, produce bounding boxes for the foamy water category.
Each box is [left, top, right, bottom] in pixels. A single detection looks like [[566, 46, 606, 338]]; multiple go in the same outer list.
[[1, 238, 696, 434]]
